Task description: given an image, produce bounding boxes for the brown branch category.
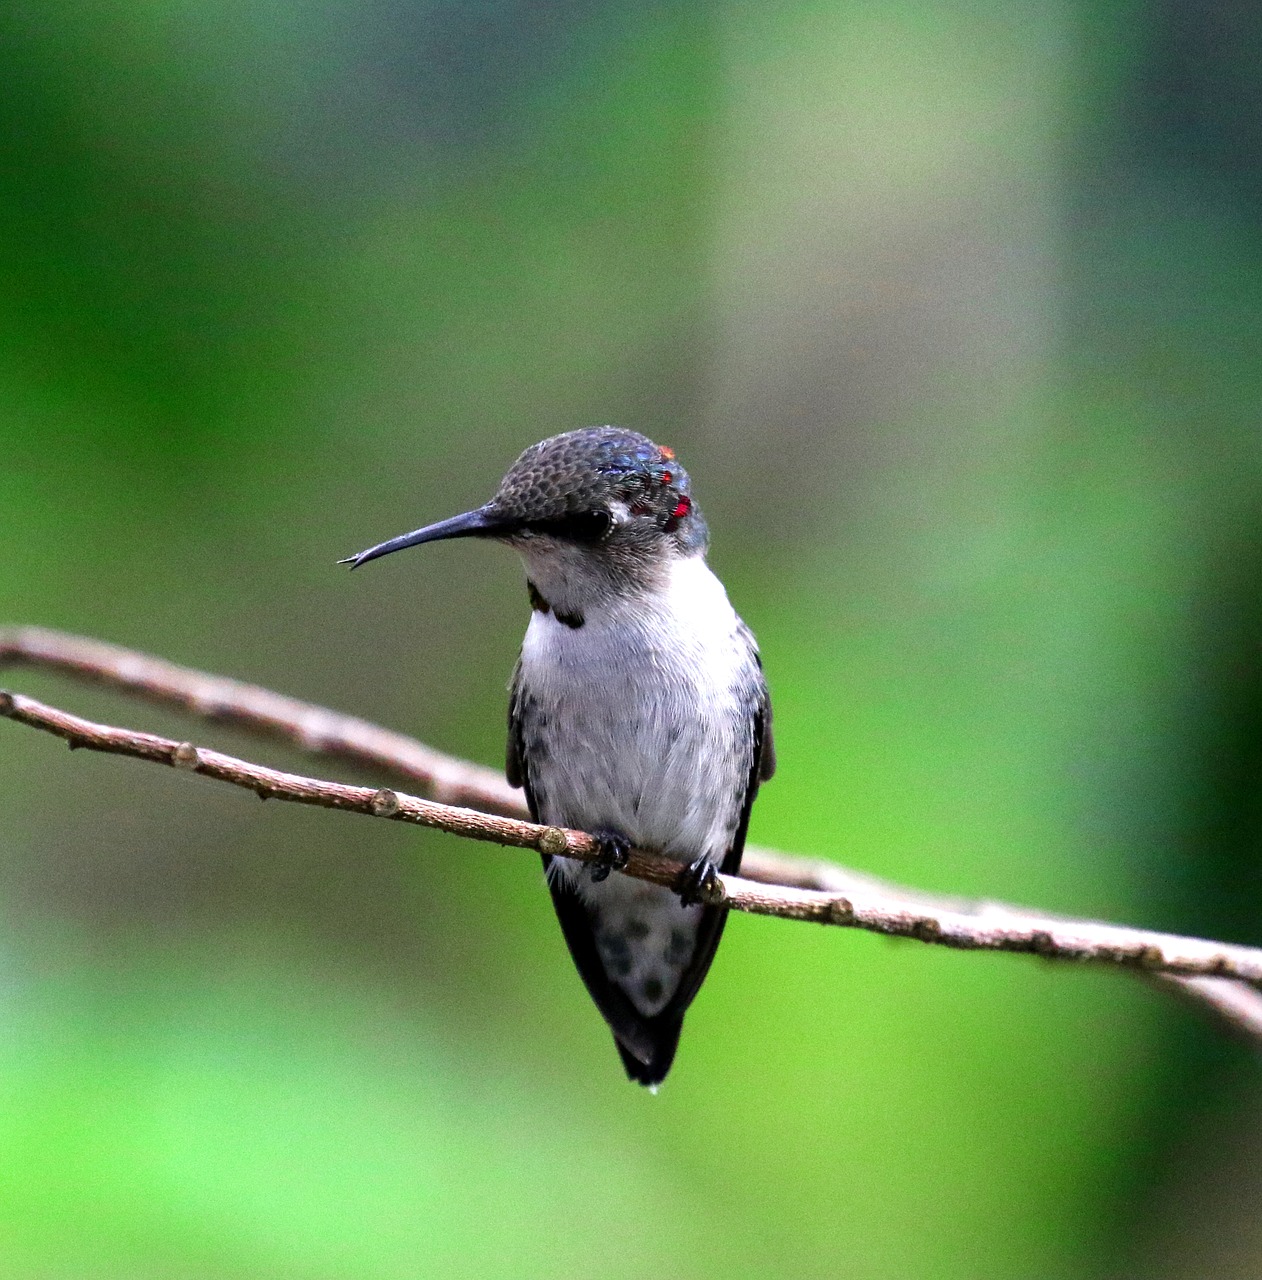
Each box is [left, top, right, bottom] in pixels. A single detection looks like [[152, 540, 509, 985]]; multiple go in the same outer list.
[[4, 626, 1262, 1040], [0, 626, 521, 815]]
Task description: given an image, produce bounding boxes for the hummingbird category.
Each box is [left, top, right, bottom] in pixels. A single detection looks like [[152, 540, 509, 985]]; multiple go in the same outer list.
[[341, 427, 774, 1087]]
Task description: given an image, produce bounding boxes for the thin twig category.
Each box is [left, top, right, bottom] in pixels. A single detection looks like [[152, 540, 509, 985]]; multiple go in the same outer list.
[[5, 671, 1262, 1004], [0, 686, 696, 888], [0, 628, 876, 886], [4, 627, 1262, 1041], [0, 626, 520, 814]]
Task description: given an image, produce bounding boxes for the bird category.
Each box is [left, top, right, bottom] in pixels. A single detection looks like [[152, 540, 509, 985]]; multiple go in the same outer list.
[[341, 427, 774, 1087]]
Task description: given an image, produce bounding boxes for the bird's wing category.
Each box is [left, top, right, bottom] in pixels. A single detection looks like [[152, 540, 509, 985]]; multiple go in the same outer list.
[[745, 619, 776, 784], [506, 659, 527, 794], [661, 672, 772, 1019]]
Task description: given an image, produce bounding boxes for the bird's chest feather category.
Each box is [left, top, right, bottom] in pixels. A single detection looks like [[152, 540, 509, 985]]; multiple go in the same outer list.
[[516, 561, 754, 860]]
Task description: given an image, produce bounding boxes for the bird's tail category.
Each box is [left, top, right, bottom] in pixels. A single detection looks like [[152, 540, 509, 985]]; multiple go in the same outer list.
[[615, 1017, 682, 1089]]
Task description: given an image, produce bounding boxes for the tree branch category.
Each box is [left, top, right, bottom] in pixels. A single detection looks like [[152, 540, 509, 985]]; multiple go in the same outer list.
[[0, 626, 521, 814], [3, 626, 1262, 1041]]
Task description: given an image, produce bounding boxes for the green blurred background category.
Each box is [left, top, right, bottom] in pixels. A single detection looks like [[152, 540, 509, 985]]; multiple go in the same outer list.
[[3, 1, 1262, 1275]]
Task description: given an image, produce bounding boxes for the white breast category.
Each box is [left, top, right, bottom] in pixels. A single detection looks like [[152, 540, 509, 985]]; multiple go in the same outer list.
[[517, 553, 756, 897]]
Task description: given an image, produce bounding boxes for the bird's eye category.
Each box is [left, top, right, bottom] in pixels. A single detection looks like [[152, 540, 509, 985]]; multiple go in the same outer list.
[[529, 509, 612, 542], [566, 508, 612, 541]]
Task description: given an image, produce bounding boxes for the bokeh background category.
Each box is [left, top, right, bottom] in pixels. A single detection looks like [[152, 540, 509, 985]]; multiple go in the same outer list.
[[3, 1, 1262, 1276]]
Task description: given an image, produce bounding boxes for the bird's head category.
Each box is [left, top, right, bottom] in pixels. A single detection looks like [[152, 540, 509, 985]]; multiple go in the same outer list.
[[341, 427, 708, 611]]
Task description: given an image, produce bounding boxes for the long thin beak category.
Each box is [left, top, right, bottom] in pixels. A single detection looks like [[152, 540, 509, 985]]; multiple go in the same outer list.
[[339, 506, 506, 570]]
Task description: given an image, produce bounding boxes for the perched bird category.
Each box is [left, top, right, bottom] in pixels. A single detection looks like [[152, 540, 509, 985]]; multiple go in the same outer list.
[[342, 427, 774, 1086]]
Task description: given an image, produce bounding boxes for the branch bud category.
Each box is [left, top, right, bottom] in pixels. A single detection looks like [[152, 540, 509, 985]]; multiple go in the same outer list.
[[537, 827, 568, 856], [828, 896, 854, 925], [370, 788, 400, 817]]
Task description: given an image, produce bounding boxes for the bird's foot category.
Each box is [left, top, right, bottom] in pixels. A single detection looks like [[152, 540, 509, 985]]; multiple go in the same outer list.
[[589, 829, 632, 883], [676, 855, 720, 907]]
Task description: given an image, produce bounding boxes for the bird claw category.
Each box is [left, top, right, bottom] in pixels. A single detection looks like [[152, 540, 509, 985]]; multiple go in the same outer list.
[[589, 829, 632, 883], [676, 856, 720, 907]]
